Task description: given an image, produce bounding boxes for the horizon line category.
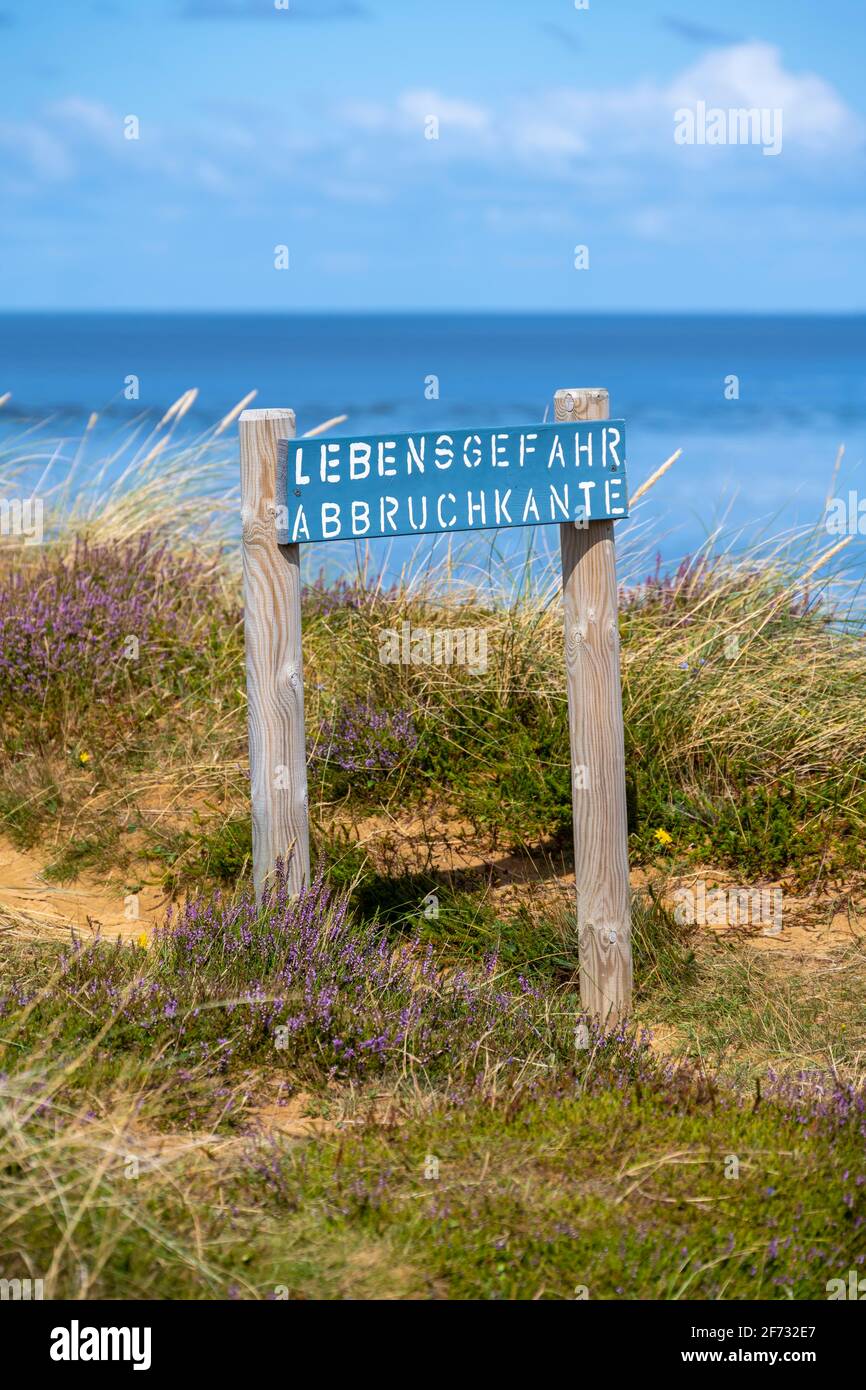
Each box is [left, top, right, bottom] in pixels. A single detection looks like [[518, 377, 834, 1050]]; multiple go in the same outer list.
[[0, 307, 864, 318]]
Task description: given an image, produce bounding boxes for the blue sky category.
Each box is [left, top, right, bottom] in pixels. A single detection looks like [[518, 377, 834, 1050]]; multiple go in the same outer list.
[[1, 0, 864, 311]]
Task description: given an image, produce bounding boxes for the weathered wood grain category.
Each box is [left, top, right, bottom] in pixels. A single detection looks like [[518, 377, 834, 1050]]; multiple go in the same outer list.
[[556, 388, 632, 1027], [239, 408, 311, 900]]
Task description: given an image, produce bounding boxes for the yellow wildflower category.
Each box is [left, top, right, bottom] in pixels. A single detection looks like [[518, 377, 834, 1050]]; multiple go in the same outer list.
[[78, 751, 91, 765], [654, 828, 673, 847], [137, 932, 148, 949]]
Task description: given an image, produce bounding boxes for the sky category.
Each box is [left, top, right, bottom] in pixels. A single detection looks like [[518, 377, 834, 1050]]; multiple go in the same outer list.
[[0, 0, 864, 311]]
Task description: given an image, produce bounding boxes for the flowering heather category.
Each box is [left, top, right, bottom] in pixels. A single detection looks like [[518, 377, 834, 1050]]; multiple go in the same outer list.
[[621, 550, 818, 621], [2, 863, 648, 1086], [302, 572, 398, 616], [765, 1068, 866, 1141], [310, 700, 418, 775], [150, 863, 600, 1080], [0, 534, 205, 704]]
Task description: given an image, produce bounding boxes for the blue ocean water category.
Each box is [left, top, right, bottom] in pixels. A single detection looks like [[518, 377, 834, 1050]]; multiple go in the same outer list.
[[1, 312, 864, 584]]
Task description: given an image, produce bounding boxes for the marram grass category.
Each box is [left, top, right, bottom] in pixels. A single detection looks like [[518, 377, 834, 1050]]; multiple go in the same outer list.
[[1, 405, 864, 883], [1, 405, 865, 1301]]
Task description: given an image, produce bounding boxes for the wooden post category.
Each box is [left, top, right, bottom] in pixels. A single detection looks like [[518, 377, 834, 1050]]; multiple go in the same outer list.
[[556, 388, 632, 1027], [239, 408, 311, 900]]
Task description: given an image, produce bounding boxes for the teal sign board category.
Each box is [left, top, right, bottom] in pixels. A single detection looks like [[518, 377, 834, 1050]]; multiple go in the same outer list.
[[276, 420, 628, 544]]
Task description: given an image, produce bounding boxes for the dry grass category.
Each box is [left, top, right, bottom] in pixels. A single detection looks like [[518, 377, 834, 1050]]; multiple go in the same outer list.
[[1, 401, 864, 885]]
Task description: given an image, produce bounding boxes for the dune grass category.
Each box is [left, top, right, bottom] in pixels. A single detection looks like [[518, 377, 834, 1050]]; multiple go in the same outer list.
[[3, 977, 865, 1300], [1, 449, 863, 887], [1, 404, 865, 1300], [2, 869, 864, 1301]]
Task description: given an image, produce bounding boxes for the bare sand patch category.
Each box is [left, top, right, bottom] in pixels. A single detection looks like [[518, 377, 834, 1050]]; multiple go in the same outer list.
[[0, 838, 166, 941]]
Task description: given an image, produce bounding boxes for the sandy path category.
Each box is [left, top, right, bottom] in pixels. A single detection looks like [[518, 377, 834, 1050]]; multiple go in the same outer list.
[[0, 816, 862, 959], [0, 839, 167, 941]]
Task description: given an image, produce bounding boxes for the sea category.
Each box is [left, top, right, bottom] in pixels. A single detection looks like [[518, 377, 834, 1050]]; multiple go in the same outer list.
[[1, 312, 864, 592]]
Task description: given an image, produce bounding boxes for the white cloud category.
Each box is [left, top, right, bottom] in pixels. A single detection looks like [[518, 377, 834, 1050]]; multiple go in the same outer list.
[[397, 89, 490, 134], [331, 42, 863, 189], [504, 42, 864, 169], [510, 110, 587, 159], [341, 89, 491, 138], [668, 42, 863, 151], [47, 97, 119, 146], [0, 120, 72, 181], [3, 42, 862, 213], [0, 95, 239, 199]]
